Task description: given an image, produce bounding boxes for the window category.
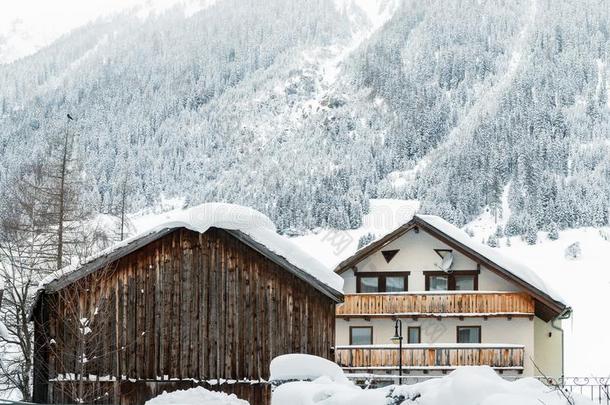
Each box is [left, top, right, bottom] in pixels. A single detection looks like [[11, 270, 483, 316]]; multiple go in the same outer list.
[[428, 275, 448, 291], [457, 326, 481, 343], [359, 277, 379, 293], [424, 271, 479, 291], [454, 275, 476, 290], [408, 327, 421, 344], [385, 276, 406, 292], [356, 272, 410, 293], [350, 326, 373, 345]]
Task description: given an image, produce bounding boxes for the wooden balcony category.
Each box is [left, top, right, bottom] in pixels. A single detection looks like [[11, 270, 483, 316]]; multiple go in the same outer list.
[[336, 292, 534, 319], [335, 344, 525, 371]]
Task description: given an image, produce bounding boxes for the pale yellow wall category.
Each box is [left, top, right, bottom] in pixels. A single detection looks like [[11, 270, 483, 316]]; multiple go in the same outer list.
[[336, 317, 536, 376], [534, 317, 563, 378], [342, 227, 521, 293]]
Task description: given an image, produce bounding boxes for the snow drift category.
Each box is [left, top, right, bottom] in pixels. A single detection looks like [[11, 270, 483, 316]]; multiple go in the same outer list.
[[270, 354, 349, 384], [271, 355, 595, 405], [145, 386, 249, 405]]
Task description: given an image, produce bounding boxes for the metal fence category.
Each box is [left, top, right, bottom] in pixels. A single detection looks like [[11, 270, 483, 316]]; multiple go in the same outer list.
[[544, 377, 610, 405], [345, 373, 610, 404]]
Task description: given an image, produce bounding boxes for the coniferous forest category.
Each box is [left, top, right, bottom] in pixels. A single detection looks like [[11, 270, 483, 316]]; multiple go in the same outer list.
[[0, 0, 608, 236]]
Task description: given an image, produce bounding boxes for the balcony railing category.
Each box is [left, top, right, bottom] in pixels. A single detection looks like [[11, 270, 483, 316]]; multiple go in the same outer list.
[[335, 344, 525, 371], [336, 292, 534, 318]]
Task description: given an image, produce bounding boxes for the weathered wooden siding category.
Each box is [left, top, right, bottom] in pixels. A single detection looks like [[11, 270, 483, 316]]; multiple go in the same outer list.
[[33, 227, 336, 404]]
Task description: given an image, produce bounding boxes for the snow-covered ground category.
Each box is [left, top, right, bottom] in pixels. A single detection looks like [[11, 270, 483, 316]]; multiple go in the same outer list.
[[145, 386, 248, 405], [141, 353, 602, 404], [270, 354, 596, 405]]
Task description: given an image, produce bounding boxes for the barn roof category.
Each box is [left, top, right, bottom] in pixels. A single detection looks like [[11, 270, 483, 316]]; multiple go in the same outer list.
[[38, 203, 344, 302], [335, 214, 569, 321]]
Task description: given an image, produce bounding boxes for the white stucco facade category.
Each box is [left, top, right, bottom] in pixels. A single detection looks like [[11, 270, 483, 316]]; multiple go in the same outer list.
[[336, 225, 565, 378]]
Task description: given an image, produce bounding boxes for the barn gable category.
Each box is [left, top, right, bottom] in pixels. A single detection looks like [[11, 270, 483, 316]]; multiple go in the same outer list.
[[32, 205, 342, 405]]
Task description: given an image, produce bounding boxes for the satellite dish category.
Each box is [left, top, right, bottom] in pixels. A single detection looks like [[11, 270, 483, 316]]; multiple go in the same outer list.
[[440, 252, 454, 272]]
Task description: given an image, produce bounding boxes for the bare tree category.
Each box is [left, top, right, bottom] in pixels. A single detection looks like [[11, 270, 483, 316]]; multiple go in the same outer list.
[[35, 115, 92, 271], [109, 158, 136, 242], [40, 265, 128, 404], [0, 168, 56, 400], [0, 114, 107, 400], [531, 358, 575, 405], [113, 174, 133, 242]]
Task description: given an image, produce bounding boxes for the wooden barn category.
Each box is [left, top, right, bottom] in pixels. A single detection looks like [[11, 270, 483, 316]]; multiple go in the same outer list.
[[31, 204, 343, 405]]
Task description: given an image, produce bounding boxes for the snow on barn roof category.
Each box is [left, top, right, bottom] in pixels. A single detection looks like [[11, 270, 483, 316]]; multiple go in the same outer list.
[[335, 214, 567, 317], [39, 203, 344, 300]]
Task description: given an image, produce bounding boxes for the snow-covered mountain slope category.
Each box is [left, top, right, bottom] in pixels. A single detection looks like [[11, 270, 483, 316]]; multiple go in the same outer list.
[[293, 199, 420, 268], [0, 0, 608, 235], [290, 198, 610, 376]]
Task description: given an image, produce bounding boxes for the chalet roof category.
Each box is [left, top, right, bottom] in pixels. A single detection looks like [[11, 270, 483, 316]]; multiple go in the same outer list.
[[38, 203, 344, 302], [335, 214, 569, 320]]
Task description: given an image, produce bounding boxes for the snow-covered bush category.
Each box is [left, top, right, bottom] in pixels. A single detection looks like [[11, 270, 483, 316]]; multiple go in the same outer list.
[[565, 242, 582, 260]]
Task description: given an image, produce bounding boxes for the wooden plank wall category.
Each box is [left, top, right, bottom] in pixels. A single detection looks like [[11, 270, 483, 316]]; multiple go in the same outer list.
[[34, 227, 336, 404]]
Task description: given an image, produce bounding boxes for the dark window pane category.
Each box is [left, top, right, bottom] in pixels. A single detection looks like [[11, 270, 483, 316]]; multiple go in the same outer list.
[[408, 327, 420, 343], [360, 277, 379, 292], [351, 327, 373, 345], [386, 276, 406, 292], [428, 275, 448, 291], [457, 327, 480, 343], [454, 275, 475, 290]]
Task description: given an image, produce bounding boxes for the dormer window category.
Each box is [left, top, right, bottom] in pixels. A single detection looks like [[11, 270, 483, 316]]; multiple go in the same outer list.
[[424, 271, 479, 291]]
